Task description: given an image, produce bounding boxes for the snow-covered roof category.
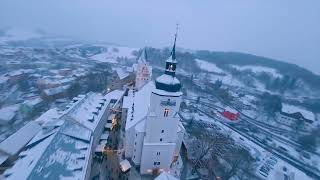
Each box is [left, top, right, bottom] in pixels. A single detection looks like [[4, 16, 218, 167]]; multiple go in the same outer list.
[[0, 151, 9, 165], [0, 104, 20, 124], [156, 74, 180, 85], [23, 97, 43, 107], [135, 120, 146, 133], [4, 120, 92, 180], [224, 106, 238, 114], [34, 108, 62, 125], [115, 68, 130, 80], [67, 90, 124, 132], [0, 75, 8, 84], [0, 121, 41, 155], [7, 69, 34, 77], [281, 103, 315, 121], [124, 82, 153, 130], [155, 73, 182, 93], [119, 159, 131, 172], [100, 133, 109, 140], [43, 85, 70, 96], [155, 172, 178, 180]]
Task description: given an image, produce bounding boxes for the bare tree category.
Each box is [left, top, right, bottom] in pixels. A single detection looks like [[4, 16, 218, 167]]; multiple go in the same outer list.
[[187, 128, 256, 180]]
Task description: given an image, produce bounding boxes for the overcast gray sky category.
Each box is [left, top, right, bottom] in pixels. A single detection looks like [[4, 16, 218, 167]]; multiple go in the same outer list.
[[1, 0, 320, 74]]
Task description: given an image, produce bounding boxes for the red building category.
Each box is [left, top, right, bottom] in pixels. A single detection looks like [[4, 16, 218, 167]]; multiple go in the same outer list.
[[222, 106, 240, 121]]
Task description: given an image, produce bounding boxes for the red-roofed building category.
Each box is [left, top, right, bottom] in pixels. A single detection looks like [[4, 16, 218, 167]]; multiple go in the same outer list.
[[222, 106, 240, 121]]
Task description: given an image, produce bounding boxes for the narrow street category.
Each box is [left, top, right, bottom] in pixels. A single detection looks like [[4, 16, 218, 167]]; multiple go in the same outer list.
[[104, 110, 128, 180]]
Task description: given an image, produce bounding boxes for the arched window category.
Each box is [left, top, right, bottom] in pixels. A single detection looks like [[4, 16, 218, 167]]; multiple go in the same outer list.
[[164, 108, 169, 117]]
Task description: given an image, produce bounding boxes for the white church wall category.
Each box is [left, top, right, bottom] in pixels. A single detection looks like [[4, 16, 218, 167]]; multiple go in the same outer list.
[[145, 93, 181, 143], [132, 130, 144, 165], [125, 127, 135, 158], [140, 143, 176, 175], [174, 129, 184, 157]]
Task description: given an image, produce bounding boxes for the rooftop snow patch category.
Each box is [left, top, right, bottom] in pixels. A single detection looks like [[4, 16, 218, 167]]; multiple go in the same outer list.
[[43, 85, 70, 96], [23, 97, 43, 107], [67, 90, 124, 132], [35, 108, 62, 125], [0, 75, 9, 84], [195, 59, 224, 73], [4, 120, 93, 180], [0, 151, 9, 165], [224, 106, 238, 114], [0, 121, 41, 155], [115, 68, 130, 80], [156, 74, 180, 85], [124, 81, 154, 130], [0, 104, 20, 124], [119, 159, 131, 172]]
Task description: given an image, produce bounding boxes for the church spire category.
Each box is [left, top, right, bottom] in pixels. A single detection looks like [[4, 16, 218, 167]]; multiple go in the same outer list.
[[166, 24, 178, 63], [164, 24, 179, 77], [172, 26, 177, 60], [155, 25, 182, 93], [138, 47, 148, 63]]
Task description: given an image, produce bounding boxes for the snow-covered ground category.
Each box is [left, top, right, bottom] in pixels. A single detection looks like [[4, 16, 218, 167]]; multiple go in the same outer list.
[[188, 111, 314, 180], [282, 103, 315, 121], [195, 59, 224, 73], [231, 65, 282, 78], [207, 73, 245, 88], [90, 46, 137, 63]]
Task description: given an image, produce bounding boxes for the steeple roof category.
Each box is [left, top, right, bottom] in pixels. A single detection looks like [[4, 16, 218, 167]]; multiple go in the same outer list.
[[138, 48, 148, 63], [155, 27, 181, 93], [166, 30, 177, 63]]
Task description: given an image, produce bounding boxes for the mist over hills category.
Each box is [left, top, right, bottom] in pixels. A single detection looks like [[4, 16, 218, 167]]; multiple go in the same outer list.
[[1, 28, 319, 97]]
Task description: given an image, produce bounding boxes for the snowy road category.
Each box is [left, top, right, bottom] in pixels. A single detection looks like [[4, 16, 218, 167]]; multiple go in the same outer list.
[[194, 106, 320, 179]]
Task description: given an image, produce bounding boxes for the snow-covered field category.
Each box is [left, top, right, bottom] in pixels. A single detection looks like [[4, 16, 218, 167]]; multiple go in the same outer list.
[[195, 59, 224, 73], [281, 103, 315, 121], [231, 65, 282, 78], [90, 46, 137, 63], [207, 73, 245, 88]]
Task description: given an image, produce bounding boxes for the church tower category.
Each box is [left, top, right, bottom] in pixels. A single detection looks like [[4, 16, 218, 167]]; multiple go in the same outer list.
[[135, 48, 151, 90], [140, 31, 183, 174]]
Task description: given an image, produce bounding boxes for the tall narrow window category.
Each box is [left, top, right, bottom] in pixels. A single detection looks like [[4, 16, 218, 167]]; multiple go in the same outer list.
[[164, 108, 169, 117]]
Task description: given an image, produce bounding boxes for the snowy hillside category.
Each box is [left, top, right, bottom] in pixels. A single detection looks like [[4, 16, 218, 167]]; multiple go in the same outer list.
[[195, 59, 224, 74], [231, 65, 282, 78], [90, 46, 137, 63], [282, 103, 315, 121]]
